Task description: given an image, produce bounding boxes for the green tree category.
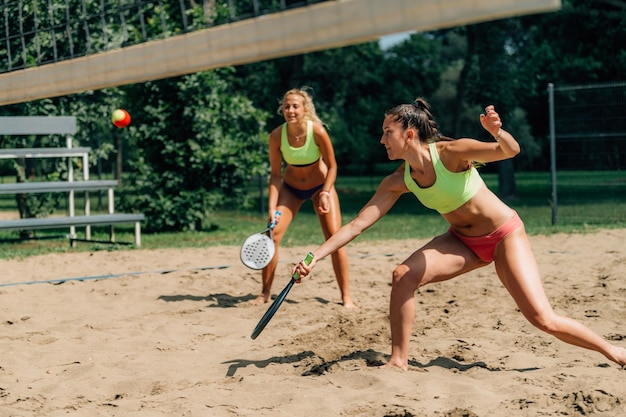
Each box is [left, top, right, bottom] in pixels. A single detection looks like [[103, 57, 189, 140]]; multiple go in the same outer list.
[[513, 0, 626, 169], [3, 0, 623, 231], [122, 69, 269, 231], [231, 38, 448, 174]]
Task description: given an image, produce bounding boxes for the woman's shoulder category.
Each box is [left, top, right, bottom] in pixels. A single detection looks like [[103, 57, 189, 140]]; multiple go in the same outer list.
[[436, 139, 480, 172], [311, 121, 332, 142], [385, 163, 407, 183], [379, 165, 409, 192], [310, 120, 327, 133], [269, 124, 284, 139]]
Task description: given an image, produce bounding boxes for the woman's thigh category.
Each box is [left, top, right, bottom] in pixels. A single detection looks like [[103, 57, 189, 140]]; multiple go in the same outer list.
[[314, 189, 343, 239], [274, 186, 305, 241], [493, 229, 553, 318], [398, 232, 488, 288]]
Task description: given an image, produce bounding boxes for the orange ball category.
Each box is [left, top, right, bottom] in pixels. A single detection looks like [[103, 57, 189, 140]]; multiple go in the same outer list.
[[111, 109, 131, 128]]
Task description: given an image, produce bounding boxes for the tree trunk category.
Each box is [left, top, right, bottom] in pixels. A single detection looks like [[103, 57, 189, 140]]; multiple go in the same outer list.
[[453, 27, 474, 137], [469, 22, 519, 199], [497, 159, 517, 199]]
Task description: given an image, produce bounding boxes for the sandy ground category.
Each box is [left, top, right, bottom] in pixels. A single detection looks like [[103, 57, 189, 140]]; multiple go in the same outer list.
[[1, 229, 625, 416]]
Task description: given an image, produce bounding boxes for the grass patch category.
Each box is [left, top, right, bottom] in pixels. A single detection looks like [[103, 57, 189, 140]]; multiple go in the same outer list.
[[0, 170, 624, 260]]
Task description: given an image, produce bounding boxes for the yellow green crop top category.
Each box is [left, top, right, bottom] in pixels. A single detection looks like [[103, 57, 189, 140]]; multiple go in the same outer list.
[[404, 142, 483, 214], [280, 120, 321, 166]]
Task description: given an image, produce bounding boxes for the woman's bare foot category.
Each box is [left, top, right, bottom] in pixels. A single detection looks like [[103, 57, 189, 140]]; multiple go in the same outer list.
[[342, 297, 357, 309], [379, 359, 408, 371], [248, 294, 270, 306], [608, 346, 626, 367]]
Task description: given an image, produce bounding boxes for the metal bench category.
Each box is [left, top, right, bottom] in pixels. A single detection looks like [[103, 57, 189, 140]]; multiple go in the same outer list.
[[0, 180, 119, 194], [0, 214, 145, 246], [0, 117, 146, 247], [0, 180, 145, 246], [0, 179, 145, 246], [0, 147, 92, 159]]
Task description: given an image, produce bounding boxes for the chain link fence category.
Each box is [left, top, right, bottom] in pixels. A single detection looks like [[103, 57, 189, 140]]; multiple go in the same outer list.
[[548, 82, 626, 225]]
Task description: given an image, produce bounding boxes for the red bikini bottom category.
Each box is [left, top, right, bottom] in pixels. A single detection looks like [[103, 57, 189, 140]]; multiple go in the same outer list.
[[449, 211, 523, 263]]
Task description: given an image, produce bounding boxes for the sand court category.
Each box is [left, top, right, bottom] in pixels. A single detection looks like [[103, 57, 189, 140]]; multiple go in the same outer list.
[[1, 229, 625, 416]]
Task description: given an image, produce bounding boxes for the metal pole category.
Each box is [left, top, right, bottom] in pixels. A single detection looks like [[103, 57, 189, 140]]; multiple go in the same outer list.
[[258, 122, 265, 216], [66, 135, 76, 239], [548, 83, 557, 226], [259, 175, 265, 216]]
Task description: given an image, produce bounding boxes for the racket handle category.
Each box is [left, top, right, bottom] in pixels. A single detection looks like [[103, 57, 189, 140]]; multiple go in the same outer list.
[[269, 210, 282, 228], [293, 252, 315, 281]]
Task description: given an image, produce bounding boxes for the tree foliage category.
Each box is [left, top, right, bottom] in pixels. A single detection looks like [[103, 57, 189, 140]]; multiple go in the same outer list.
[[120, 69, 269, 231], [1, 0, 623, 230]]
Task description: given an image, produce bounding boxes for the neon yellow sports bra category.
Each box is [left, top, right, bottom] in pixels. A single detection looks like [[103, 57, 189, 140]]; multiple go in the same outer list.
[[280, 120, 321, 166], [404, 142, 483, 214]]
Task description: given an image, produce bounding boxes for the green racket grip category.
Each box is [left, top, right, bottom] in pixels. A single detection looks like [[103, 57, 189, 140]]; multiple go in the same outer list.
[[293, 252, 315, 281]]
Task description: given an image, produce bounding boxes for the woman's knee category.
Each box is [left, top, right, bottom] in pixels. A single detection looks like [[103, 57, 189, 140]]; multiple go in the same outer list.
[[391, 264, 420, 291], [272, 217, 292, 243], [271, 228, 286, 246], [524, 310, 560, 334], [319, 216, 342, 236]]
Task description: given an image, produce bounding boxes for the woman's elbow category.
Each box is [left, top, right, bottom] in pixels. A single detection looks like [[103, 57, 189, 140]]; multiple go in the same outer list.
[[506, 147, 521, 158], [349, 217, 373, 236], [501, 143, 520, 158]]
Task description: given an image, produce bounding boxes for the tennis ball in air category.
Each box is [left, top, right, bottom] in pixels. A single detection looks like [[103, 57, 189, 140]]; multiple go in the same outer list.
[[111, 109, 131, 128]]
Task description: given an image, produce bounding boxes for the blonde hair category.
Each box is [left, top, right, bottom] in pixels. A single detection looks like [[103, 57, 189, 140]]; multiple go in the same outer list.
[[277, 87, 323, 125]]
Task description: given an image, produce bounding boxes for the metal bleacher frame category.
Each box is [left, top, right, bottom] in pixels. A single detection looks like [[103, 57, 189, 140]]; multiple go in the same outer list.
[[0, 116, 144, 246]]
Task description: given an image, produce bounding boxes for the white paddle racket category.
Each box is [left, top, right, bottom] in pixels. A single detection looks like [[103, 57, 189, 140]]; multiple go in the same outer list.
[[240, 211, 281, 270]]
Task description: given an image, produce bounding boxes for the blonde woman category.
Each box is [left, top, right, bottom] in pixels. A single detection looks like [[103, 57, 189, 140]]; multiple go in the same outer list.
[[252, 88, 354, 308]]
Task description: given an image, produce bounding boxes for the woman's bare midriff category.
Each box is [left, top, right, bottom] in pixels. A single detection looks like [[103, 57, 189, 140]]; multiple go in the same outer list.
[[443, 186, 516, 237], [283, 159, 328, 189]]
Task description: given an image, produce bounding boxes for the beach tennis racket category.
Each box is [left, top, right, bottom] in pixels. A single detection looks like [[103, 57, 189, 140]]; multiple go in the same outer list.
[[250, 252, 314, 340], [240, 211, 281, 270]]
